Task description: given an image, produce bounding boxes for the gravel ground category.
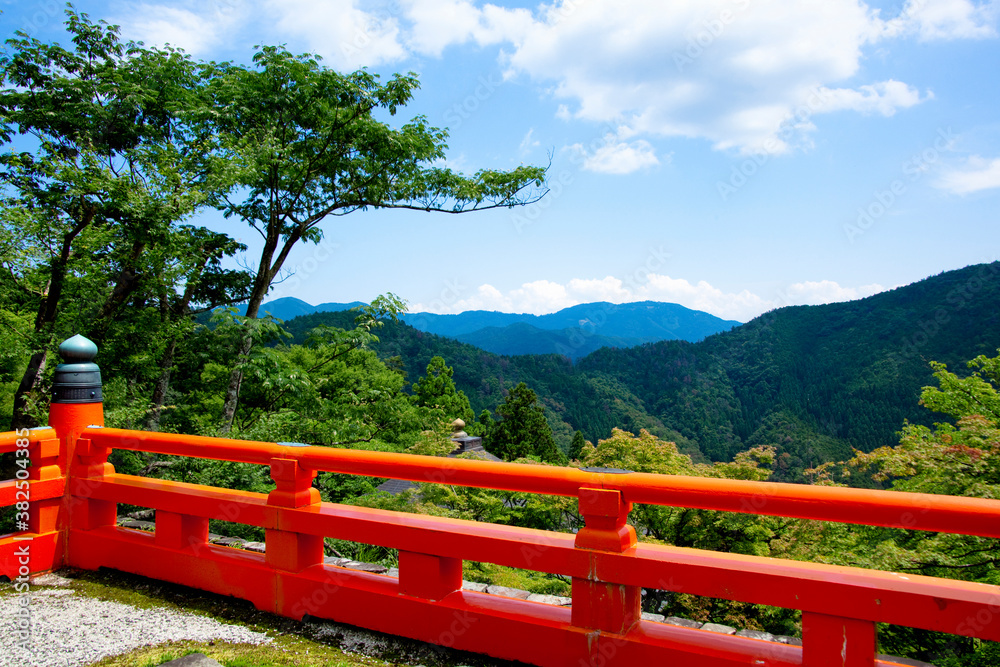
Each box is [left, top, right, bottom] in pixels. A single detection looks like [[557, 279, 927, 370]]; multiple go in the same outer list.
[[0, 583, 270, 667]]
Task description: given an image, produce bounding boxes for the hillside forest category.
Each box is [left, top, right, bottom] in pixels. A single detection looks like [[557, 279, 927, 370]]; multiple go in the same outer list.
[[2, 11, 999, 666]]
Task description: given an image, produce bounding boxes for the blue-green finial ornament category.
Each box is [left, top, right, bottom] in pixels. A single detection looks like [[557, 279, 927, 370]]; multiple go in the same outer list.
[[52, 334, 102, 404], [59, 334, 99, 363]]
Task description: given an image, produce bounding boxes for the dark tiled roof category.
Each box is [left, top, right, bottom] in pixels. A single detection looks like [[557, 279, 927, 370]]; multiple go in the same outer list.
[[374, 478, 419, 495], [375, 437, 499, 494]]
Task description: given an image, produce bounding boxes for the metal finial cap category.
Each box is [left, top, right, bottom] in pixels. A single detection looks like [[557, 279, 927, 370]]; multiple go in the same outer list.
[[59, 334, 98, 363], [52, 334, 102, 404]]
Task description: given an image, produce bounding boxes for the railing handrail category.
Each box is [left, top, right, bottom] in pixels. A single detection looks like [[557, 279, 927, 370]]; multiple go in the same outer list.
[[0, 427, 56, 454], [85, 425, 1000, 538]]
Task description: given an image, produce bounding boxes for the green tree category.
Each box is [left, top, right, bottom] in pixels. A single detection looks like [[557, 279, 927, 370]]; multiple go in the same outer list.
[[0, 10, 231, 427], [568, 430, 588, 461], [801, 351, 1000, 664], [488, 382, 564, 463], [411, 356, 474, 423], [199, 46, 548, 431]]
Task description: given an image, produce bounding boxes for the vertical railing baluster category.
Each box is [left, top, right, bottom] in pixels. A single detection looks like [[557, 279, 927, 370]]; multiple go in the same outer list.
[[265, 457, 323, 573], [397, 550, 463, 600], [572, 486, 641, 635], [27, 434, 61, 538], [802, 612, 876, 667]]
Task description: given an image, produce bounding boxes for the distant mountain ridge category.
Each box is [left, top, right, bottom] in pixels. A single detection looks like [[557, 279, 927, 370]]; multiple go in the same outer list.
[[410, 301, 740, 359], [401, 301, 741, 340], [232, 297, 366, 321], [240, 298, 740, 359], [454, 322, 648, 360], [280, 262, 1000, 476]]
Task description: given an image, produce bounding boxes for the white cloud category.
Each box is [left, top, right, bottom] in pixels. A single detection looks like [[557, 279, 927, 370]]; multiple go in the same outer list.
[[811, 80, 929, 116], [567, 134, 660, 174], [640, 274, 769, 321], [518, 128, 541, 156], [782, 280, 887, 306], [410, 274, 889, 322], [116, 0, 409, 69], [114, 3, 242, 54], [884, 0, 998, 41], [113, 0, 994, 153], [936, 155, 1000, 193], [265, 0, 407, 70], [498, 0, 935, 153], [403, 0, 534, 55]]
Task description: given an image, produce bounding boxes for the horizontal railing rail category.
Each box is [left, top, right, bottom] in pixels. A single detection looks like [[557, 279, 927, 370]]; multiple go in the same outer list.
[[87, 426, 1000, 538]]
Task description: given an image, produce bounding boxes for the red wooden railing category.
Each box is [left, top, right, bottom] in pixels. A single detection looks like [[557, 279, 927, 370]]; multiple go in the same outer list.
[[2, 339, 999, 666]]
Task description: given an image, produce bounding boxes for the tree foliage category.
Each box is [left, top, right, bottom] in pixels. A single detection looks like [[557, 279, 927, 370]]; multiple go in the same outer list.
[[801, 350, 1000, 664], [197, 45, 548, 430], [0, 8, 246, 427], [411, 355, 474, 424], [486, 382, 564, 463]]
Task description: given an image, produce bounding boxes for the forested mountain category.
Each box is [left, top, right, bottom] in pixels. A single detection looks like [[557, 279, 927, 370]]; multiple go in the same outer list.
[[454, 322, 645, 360], [286, 262, 1000, 477]]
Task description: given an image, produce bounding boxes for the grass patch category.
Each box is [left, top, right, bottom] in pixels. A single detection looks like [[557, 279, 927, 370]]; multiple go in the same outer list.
[[461, 561, 570, 596], [3, 568, 518, 667], [86, 639, 377, 667]]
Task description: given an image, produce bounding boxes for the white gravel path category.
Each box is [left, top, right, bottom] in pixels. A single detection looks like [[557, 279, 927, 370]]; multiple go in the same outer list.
[[0, 586, 270, 667]]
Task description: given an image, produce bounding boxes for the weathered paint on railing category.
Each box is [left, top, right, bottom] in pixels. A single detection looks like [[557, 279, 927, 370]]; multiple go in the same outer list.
[[1, 337, 998, 667]]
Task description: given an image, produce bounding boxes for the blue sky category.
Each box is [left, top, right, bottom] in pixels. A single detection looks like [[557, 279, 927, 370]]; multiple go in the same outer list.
[[5, 0, 999, 321]]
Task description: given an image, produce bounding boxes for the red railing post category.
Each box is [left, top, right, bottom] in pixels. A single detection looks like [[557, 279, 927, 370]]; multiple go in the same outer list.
[[27, 434, 61, 536], [154, 511, 209, 552], [398, 550, 463, 601], [572, 485, 641, 635], [802, 612, 876, 667], [47, 335, 109, 569], [265, 456, 323, 573]]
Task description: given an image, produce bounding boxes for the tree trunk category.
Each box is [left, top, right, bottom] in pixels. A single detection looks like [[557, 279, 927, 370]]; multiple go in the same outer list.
[[89, 241, 147, 345], [218, 265, 271, 433], [144, 338, 176, 432], [10, 213, 92, 428], [11, 350, 49, 429], [218, 219, 304, 433]]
